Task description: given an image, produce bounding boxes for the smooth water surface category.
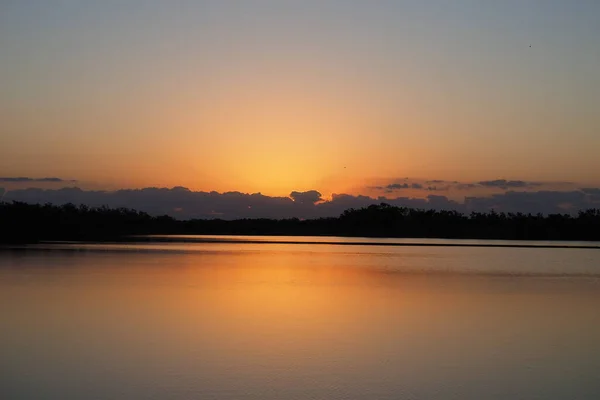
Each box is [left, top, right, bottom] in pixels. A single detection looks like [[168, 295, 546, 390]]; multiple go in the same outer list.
[[1, 240, 600, 399]]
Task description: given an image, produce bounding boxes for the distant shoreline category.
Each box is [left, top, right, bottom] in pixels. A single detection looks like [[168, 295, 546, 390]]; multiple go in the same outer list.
[[2, 236, 598, 250], [129, 237, 600, 249]]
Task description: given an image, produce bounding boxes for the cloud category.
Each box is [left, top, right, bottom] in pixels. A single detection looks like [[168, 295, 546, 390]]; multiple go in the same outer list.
[[290, 190, 323, 204], [580, 188, 600, 204], [383, 183, 423, 191], [478, 179, 540, 189], [375, 179, 546, 193], [581, 188, 600, 195], [0, 177, 76, 183], [465, 190, 597, 214], [456, 183, 479, 190], [386, 183, 409, 190], [2, 186, 599, 219], [1, 186, 459, 219], [425, 185, 449, 191], [38, 177, 71, 182]]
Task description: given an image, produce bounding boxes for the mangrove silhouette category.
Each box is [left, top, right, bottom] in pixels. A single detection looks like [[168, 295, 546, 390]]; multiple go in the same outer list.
[[1, 201, 599, 244]]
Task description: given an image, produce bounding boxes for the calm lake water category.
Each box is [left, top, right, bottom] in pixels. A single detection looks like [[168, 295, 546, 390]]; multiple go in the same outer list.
[[1, 237, 600, 400]]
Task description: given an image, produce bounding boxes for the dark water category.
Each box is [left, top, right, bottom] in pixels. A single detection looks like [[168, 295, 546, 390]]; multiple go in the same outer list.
[[1, 238, 600, 399]]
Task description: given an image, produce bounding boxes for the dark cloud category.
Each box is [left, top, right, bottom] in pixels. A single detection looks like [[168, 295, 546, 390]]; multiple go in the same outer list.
[[0, 177, 35, 182], [580, 188, 600, 204], [2, 186, 599, 219], [0, 177, 76, 183], [38, 177, 72, 182], [425, 195, 459, 209], [0, 186, 458, 219], [425, 185, 450, 191], [378, 179, 546, 192], [386, 183, 409, 190], [465, 190, 595, 214], [456, 183, 479, 190], [478, 179, 540, 189], [1, 187, 298, 219], [290, 190, 323, 204], [581, 188, 600, 195], [384, 183, 423, 191]]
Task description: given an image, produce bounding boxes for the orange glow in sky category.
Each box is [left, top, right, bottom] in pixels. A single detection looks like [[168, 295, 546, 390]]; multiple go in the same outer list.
[[1, 1, 599, 195]]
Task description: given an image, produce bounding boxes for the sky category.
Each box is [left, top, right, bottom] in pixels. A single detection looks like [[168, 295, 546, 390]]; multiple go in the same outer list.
[[1, 1, 600, 215]]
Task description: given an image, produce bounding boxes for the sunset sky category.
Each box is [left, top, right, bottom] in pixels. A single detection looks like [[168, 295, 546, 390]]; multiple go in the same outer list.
[[2, 1, 599, 199]]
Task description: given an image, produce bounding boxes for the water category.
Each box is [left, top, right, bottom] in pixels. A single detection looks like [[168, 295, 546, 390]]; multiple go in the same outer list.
[[1, 237, 600, 400]]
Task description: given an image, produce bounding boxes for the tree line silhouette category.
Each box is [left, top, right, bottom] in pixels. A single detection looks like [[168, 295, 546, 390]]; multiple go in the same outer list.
[[1, 201, 599, 243]]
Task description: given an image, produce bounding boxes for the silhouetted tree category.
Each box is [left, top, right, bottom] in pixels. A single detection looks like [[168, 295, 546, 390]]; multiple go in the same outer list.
[[1, 201, 599, 243]]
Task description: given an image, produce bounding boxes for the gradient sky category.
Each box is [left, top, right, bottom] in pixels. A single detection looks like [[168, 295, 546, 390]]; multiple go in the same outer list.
[[2, 1, 599, 196]]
